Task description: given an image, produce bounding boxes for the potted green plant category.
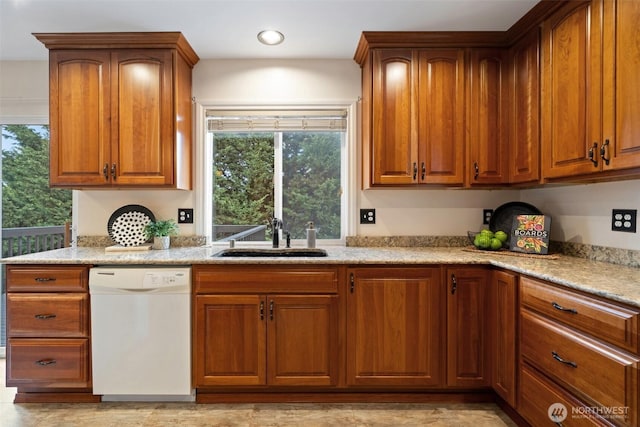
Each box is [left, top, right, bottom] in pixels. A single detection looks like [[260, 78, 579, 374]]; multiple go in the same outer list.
[[144, 219, 179, 250]]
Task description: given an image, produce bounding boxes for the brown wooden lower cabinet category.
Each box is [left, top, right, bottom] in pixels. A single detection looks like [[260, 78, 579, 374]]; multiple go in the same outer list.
[[445, 267, 489, 388], [519, 274, 640, 427], [490, 269, 518, 408], [519, 364, 611, 426], [346, 267, 444, 387], [5, 264, 98, 403], [192, 265, 341, 390], [194, 294, 339, 387], [7, 338, 91, 387]]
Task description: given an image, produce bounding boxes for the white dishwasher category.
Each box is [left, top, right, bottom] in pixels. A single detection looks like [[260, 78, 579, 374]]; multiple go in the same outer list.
[[89, 266, 193, 402]]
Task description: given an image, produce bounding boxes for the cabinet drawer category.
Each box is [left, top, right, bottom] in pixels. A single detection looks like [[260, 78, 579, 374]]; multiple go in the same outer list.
[[520, 365, 610, 426], [6, 338, 91, 388], [7, 293, 89, 337], [7, 265, 89, 292], [521, 310, 638, 426], [521, 276, 639, 352], [194, 265, 338, 294]]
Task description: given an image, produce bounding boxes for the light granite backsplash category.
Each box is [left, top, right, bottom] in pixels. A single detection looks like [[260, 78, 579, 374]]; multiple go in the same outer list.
[[77, 235, 207, 248], [346, 236, 640, 268], [77, 234, 638, 268]]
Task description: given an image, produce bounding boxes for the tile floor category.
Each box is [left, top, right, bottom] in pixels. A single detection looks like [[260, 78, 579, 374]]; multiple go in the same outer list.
[[1, 359, 518, 426]]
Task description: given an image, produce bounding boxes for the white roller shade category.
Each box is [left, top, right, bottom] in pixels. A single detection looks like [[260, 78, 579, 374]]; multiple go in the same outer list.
[[206, 109, 347, 132]]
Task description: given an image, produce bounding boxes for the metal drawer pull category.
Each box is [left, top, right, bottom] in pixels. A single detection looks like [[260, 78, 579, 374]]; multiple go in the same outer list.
[[551, 302, 578, 314], [34, 314, 57, 320], [551, 351, 577, 368], [35, 359, 57, 366], [34, 277, 56, 282]]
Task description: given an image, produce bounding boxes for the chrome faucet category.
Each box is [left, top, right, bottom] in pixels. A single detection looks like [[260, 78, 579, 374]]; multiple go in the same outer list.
[[271, 217, 283, 248]]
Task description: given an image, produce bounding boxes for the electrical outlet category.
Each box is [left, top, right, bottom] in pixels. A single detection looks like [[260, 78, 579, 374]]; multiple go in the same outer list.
[[611, 209, 636, 233], [360, 209, 376, 224], [483, 209, 494, 225], [177, 208, 194, 224]]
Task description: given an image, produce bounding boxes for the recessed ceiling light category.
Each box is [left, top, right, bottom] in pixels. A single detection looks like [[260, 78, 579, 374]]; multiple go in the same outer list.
[[257, 30, 284, 46]]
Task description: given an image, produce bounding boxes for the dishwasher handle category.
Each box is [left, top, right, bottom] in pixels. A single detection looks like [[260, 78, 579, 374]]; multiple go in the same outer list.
[[89, 284, 190, 294]]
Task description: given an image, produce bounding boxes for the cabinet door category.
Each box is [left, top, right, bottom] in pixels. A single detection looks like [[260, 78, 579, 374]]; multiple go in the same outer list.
[[468, 49, 509, 185], [371, 49, 419, 185], [602, 0, 640, 171], [194, 295, 266, 386], [541, 0, 603, 179], [49, 50, 111, 187], [509, 29, 541, 184], [267, 295, 339, 386], [446, 267, 489, 387], [111, 49, 174, 186], [346, 267, 443, 386], [417, 49, 465, 184], [490, 270, 517, 407]]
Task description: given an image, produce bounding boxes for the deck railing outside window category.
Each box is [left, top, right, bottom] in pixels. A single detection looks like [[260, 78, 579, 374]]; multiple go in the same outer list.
[[2, 224, 70, 258]]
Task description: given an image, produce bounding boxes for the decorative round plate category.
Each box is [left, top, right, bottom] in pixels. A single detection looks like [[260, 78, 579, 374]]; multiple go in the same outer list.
[[489, 201, 541, 234], [107, 205, 156, 247]]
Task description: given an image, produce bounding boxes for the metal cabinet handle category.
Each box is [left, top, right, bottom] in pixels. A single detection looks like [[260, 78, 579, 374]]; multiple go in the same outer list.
[[412, 162, 418, 180], [551, 302, 577, 314], [34, 277, 56, 282], [34, 314, 57, 320], [111, 163, 117, 180], [473, 162, 479, 180], [103, 163, 109, 181], [269, 300, 274, 321], [259, 301, 264, 321], [421, 162, 426, 181], [35, 359, 57, 366], [451, 274, 457, 295], [600, 139, 610, 165], [588, 142, 598, 167], [551, 351, 577, 368], [350, 273, 355, 293]]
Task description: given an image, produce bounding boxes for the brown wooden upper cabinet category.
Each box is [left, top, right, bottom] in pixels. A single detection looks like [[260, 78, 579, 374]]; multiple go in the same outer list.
[[358, 45, 465, 188], [541, 0, 640, 180], [508, 28, 541, 184], [34, 32, 199, 189], [467, 49, 509, 186]]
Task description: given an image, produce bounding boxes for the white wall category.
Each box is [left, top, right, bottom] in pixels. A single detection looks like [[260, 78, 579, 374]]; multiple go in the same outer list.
[[522, 182, 640, 251], [1, 59, 638, 250]]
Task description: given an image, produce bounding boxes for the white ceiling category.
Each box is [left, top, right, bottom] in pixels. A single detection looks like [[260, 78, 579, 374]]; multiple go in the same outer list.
[[0, 0, 539, 61]]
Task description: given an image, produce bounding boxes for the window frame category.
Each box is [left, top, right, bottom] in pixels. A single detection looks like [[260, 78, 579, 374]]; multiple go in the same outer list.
[[196, 103, 357, 246]]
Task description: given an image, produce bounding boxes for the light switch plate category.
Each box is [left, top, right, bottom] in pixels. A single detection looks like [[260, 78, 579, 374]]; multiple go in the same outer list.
[[178, 208, 194, 224], [360, 209, 376, 224], [483, 209, 493, 225]]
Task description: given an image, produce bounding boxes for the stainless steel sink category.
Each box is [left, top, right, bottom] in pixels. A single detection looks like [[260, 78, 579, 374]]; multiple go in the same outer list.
[[213, 248, 328, 258]]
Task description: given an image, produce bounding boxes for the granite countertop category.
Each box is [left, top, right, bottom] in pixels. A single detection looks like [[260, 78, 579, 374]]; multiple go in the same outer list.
[[4, 245, 640, 308]]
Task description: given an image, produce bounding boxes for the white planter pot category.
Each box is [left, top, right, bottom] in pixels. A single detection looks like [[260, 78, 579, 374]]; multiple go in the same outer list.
[[153, 236, 170, 250]]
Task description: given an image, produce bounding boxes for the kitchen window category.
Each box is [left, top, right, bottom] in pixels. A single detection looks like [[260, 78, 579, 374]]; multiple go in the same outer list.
[[206, 108, 349, 244]]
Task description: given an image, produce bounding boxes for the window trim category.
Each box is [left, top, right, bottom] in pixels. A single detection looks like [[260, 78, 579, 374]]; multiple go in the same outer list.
[[196, 102, 357, 246]]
